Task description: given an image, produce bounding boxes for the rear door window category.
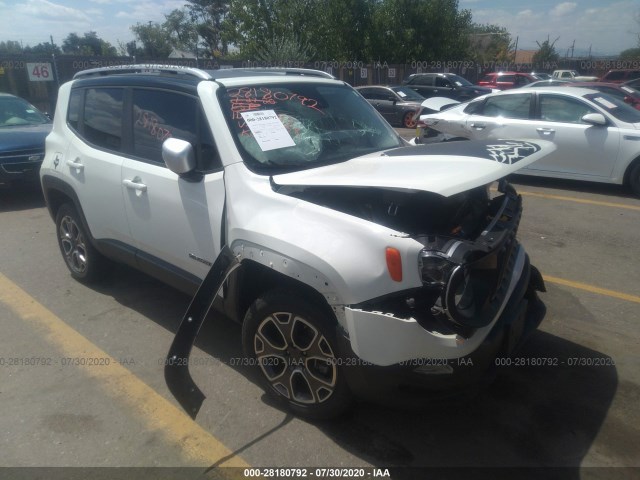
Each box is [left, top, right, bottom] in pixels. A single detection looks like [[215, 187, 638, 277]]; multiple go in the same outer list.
[[67, 89, 83, 132], [479, 94, 531, 119], [83, 88, 124, 151]]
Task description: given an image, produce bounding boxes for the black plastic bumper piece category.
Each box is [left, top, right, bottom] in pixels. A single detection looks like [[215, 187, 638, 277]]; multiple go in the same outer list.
[[164, 246, 239, 419]]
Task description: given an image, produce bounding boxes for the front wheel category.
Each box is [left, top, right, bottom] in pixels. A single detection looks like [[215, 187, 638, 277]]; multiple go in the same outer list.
[[242, 290, 352, 419], [55, 203, 110, 283]]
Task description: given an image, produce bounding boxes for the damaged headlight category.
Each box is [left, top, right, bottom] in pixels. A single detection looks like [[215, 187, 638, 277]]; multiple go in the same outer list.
[[419, 251, 456, 286]]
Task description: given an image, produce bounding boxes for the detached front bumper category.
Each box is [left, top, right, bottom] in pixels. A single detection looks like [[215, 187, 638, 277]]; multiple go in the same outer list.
[[337, 250, 545, 399]]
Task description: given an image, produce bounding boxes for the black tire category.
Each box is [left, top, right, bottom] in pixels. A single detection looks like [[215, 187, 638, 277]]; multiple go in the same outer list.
[[402, 111, 417, 128], [242, 289, 352, 419], [628, 161, 640, 197], [55, 203, 110, 283]]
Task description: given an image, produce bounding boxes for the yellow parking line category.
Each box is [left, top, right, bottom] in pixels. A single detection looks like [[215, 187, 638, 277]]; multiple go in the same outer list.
[[517, 190, 640, 211], [543, 274, 640, 304], [0, 272, 249, 468]]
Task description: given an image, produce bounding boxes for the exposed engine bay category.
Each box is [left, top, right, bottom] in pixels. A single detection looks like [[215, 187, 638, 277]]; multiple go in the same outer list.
[[278, 183, 492, 239], [275, 179, 542, 339]]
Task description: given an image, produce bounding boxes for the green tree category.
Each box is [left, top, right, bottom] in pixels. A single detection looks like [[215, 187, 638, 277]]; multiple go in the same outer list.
[[164, 8, 200, 56], [0, 40, 23, 54], [532, 36, 560, 69], [62, 32, 117, 56], [620, 47, 640, 59], [369, 0, 472, 63], [314, 0, 373, 60], [186, 0, 232, 57], [467, 23, 512, 65], [255, 35, 314, 63], [226, 0, 308, 58], [24, 42, 62, 55], [130, 22, 174, 58]]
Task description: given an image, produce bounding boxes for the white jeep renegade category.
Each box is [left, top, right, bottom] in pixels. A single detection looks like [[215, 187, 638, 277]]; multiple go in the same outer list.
[[41, 65, 552, 419]]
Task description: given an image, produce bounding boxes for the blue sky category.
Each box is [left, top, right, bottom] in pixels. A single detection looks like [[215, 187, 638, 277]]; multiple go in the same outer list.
[[0, 0, 637, 56], [461, 0, 638, 56]]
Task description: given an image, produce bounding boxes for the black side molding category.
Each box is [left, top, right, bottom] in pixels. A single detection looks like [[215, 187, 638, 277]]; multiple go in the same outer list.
[[164, 246, 240, 419]]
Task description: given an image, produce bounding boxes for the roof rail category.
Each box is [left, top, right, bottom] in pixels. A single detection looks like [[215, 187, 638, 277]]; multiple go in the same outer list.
[[73, 64, 213, 80], [204, 68, 336, 80], [73, 64, 336, 81]]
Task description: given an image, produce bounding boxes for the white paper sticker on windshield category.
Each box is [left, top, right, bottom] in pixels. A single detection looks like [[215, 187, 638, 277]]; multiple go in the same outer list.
[[397, 91, 407, 97], [593, 97, 617, 109], [241, 110, 295, 151]]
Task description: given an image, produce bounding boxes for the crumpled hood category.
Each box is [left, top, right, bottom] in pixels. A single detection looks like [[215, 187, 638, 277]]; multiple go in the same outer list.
[[273, 139, 556, 197], [0, 124, 52, 153]]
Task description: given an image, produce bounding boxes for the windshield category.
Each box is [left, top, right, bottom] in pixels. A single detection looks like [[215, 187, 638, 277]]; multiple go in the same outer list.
[[0, 96, 50, 127], [390, 86, 424, 101], [220, 82, 404, 173], [585, 92, 640, 123]]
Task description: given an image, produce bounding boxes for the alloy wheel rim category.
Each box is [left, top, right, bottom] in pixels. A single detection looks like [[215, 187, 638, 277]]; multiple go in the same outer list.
[[404, 112, 417, 128], [59, 215, 88, 274], [254, 312, 337, 404]]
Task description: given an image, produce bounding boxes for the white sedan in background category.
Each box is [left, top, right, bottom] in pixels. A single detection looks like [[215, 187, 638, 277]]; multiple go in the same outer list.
[[419, 87, 640, 195]]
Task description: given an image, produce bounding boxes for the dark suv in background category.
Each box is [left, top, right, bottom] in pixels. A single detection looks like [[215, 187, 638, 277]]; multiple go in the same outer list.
[[0, 93, 52, 187], [404, 73, 492, 101]]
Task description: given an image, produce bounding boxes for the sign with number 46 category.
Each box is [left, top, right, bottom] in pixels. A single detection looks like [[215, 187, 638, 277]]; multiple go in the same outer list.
[[27, 63, 53, 82]]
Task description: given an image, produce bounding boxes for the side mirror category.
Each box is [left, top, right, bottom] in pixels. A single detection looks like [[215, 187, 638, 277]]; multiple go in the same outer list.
[[162, 138, 196, 175], [581, 113, 607, 126]]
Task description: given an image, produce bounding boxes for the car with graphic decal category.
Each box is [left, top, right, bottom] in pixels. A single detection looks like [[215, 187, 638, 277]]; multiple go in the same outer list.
[[41, 65, 552, 419], [418, 86, 640, 196]]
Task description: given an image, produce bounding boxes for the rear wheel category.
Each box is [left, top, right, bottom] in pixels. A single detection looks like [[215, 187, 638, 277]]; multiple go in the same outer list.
[[403, 111, 417, 128], [628, 161, 640, 196], [55, 203, 110, 283], [242, 290, 352, 419]]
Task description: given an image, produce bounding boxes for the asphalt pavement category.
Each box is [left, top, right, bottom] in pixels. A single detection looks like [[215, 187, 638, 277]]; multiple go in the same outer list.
[[0, 170, 638, 479]]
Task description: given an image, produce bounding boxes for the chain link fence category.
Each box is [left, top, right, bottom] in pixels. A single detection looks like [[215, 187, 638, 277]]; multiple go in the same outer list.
[[1, 53, 618, 113]]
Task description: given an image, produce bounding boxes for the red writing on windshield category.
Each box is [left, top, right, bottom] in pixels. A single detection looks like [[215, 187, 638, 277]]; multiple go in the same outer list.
[[228, 87, 323, 134]]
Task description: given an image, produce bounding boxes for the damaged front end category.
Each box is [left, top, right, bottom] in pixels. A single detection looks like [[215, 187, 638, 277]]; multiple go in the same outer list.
[[358, 178, 543, 339], [282, 176, 546, 368]]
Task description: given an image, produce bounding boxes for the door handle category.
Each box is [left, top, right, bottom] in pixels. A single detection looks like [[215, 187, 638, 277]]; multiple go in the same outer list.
[[123, 178, 147, 193], [536, 127, 555, 135], [470, 123, 486, 130], [66, 157, 84, 172]]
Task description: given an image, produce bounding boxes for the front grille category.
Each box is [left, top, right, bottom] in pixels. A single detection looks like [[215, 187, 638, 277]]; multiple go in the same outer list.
[[443, 185, 522, 329], [0, 149, 44, 175]]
